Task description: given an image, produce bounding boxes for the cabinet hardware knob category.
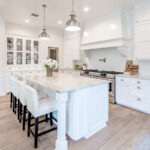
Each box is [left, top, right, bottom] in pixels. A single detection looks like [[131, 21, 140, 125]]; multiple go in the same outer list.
[[137, 98, 141, 101], [137, 81, 140, 84], [137, 86, 141, 89], [121, 79, 124, 81]]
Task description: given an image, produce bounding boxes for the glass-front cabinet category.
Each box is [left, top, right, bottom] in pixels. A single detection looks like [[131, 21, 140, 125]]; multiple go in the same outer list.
[[7, 37, 14, 65], [6, 36, 39, 66]]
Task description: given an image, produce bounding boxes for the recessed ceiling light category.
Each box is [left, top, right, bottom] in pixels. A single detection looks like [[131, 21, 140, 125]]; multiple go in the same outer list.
[[110, 24, 117, 30], [58, 21, 62, 24], [83, 7, 89, 12], [25, 19, 30, 23], [84, 32, 89, 36]]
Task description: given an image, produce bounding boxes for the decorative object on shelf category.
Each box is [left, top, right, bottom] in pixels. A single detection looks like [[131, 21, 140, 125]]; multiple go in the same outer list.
[[125, 60, 139, 75], [39, 4, 50, 40], [44, 59, 58, 77], [82, 64, 87, 70], [65, 0, 80, 32], [74, 64, 83, 70]]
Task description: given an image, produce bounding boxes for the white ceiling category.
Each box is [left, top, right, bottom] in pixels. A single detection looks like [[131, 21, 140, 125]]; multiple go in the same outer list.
[[0, 0, 141, 30]]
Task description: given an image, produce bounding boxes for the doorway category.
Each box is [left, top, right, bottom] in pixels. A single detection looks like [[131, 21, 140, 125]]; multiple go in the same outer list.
[[48, 47, 59, 71]]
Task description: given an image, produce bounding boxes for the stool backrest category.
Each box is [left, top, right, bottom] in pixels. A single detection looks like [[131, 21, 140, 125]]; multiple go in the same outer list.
[[9, 76, 18, 98], [17, 80, 26, 106], [25, 85, 39, 117]]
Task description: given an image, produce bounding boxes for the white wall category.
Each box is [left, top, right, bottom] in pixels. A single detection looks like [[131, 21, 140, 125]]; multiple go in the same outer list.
[[135, 60, 150, 76], [84, 48, 150, 75], [0, 17, 6, 95], [63, 31, 80, 69], [5, 22, 64, 68], [87, 48, 126, 72]]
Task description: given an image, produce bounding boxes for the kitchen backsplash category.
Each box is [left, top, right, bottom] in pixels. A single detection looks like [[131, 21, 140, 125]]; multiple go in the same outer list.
[[84, 48, 150, 76]]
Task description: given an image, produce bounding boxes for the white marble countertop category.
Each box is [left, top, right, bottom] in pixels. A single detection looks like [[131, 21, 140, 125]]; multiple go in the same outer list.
[[116, 74, 150, 80], [16, 72, 109, 93]]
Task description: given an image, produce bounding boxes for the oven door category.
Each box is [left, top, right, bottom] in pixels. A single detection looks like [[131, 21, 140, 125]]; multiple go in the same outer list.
[[108, 79, 115, 104]]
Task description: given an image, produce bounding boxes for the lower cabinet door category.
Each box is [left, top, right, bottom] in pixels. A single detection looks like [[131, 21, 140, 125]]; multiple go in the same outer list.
[[116, 84, 130, 106], [131, 96, 150, 114]]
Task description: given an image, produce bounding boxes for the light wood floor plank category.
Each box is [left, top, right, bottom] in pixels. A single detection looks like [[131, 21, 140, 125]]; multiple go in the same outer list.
[[0, 94, 150, 150]]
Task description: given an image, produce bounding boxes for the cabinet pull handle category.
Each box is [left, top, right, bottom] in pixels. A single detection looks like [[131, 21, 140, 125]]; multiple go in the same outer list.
[[121, 79, 124, 81], [137, 86, 141, 89], [137, 98, 141, 101], [137, 81, 140, 84]]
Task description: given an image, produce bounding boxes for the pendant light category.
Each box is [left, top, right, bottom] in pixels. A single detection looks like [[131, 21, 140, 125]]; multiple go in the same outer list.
[[65, 0, 80, 32], [39, 4, 50, 40]]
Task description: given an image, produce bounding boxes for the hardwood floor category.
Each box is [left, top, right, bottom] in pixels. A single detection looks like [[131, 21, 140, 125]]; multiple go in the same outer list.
[[0, 94, 150, 150]]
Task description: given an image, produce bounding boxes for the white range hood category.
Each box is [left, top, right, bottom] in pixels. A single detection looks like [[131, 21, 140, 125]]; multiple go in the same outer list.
[[80, 9, 132, 57], [80, 37, 129, 50]]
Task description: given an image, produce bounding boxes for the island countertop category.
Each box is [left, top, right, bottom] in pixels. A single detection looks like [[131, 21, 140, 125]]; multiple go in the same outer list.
[[15, 72, 110, 93]]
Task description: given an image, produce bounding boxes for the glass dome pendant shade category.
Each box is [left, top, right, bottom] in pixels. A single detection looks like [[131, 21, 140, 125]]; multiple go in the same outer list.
[[39, 27, 50, 40], [65, 14, 80, 32], [39, 4, 50, 40], [65, 0, 80, 32]]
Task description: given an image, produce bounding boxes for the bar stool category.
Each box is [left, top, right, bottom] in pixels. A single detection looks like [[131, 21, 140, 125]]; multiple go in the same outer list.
[[9, 77, 19, 119], [17, 80, 27, 130], [9, 76, 14, 109], [25, 85, 57, 148]]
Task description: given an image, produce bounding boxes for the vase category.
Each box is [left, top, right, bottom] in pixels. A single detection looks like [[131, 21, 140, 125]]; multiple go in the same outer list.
[[46, 68, 53, 77]]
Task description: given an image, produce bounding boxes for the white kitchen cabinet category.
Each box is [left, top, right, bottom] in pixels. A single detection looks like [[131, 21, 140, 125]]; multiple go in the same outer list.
[[116, 77, 131, 106], [116, 76, 150, 114], [6, 35, 39, 66], [134, 0, 150, 60]]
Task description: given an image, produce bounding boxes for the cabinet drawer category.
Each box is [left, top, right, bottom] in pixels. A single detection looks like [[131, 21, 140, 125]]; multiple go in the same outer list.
[[116, 77, 130, 85], [131, 78, 150, 86], [131, 85, 150, 98], [131, 96, 150, 114]]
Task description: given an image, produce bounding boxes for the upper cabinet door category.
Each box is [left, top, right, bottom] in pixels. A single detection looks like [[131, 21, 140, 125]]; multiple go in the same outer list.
[[7, 37, 14, 65], [134, 0, 150, 60], [26, 39, 31, 51]]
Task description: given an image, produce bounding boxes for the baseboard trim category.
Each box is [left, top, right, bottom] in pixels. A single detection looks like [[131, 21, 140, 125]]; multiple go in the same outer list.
[[0, 90, 6, 96]]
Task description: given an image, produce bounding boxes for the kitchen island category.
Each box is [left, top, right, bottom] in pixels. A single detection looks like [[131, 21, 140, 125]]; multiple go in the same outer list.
[[15, 72, 109, 150]]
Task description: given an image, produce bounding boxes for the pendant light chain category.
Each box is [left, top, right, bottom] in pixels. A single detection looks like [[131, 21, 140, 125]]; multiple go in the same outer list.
[[43, 4, 46, 28], [39, 4, 50, 40], [72, 0, 74, 12]]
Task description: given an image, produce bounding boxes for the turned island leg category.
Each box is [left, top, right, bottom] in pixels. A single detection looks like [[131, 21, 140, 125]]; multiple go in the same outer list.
[[55, 92, 68, 150]]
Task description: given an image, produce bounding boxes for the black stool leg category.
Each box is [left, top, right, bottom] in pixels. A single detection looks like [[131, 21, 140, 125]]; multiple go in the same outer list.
[[10, 93, 13, 108], [45, 114, 48, 122], [19, 103, 22, 123], [34, 117, 39, 148], [23, 106, 26, 131], [18, 100, 20, 120], [27, 112, 31, 137], [50, 113, 53, 126], [14, 97, 17, 114]]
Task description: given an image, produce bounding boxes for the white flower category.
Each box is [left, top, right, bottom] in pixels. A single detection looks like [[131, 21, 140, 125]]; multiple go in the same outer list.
[[44, 58, 58, 69]]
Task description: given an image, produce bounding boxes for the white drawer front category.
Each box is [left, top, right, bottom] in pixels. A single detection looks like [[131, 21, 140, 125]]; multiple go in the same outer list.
[[131, 78, 150, 86], [116, 77, 130, 85], [131, 96, 150, 113], [131, 85, 150, 99]]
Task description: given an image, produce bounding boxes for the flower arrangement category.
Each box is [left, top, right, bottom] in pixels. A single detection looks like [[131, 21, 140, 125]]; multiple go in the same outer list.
[[44, 59, 58, 69], [44, 59, 58, 77]]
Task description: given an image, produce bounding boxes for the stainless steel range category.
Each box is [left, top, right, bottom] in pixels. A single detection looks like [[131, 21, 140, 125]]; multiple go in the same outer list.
[[80, 69, 123, 104]]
